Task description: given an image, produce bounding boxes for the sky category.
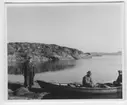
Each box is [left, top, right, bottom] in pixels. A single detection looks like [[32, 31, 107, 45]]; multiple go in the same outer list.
[[7, 3, 124, 52]]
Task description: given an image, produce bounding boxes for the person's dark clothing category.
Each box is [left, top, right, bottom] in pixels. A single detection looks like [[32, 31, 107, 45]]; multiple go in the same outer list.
[[82, 75, 93, 87], [22, 60, 35, 88], [113, 75, 122, 86], [116, 75, 122, 83]]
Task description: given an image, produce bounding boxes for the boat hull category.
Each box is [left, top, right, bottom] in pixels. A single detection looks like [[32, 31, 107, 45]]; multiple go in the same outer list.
[[37, 80, 122, 99]]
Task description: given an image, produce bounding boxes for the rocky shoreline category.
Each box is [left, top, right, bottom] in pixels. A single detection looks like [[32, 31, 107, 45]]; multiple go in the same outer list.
[[8, 81, 51, 100], [8, 42, 121, 66], [8, 42, 92, 65]]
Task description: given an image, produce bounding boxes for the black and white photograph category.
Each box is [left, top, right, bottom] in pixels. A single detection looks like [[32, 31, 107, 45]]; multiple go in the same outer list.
[[6, 2, 124, 100]]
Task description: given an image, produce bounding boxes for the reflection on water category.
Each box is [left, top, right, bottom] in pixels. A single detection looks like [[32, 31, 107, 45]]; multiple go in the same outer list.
[[8, 55, 122, 84], [36, 60, 76, 73], [8, 60, 76, 75]]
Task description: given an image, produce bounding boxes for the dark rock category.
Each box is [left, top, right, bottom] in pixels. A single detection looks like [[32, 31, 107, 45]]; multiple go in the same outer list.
[[33, 92, 49, 99], [8, 89, 14, 96], [14, 87, 30, 96]]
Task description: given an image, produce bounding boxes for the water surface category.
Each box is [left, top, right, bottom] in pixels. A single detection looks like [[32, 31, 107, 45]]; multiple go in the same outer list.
[[8, 55, 122, 84]]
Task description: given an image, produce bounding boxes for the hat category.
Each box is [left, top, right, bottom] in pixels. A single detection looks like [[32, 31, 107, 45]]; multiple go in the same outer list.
[[87, 71, 91, 74], [118, 70, 122, 73]]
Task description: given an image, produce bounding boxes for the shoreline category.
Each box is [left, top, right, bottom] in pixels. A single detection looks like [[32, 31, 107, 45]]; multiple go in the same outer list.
[[8, 81, 50, 100]]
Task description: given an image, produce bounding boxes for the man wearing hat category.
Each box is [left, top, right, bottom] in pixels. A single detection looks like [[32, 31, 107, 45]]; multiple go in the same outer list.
[[22, 55, 35, 88], [113, 70, 122, 86], [82, 71, 94, 87]]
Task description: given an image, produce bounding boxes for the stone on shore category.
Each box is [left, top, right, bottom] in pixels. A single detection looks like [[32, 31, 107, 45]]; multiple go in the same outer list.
[[8, 89, 14, 96], [14, 87, 30, 96]]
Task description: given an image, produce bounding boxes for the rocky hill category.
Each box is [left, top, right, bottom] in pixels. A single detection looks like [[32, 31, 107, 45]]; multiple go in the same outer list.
[[8, 42, 91, 64]]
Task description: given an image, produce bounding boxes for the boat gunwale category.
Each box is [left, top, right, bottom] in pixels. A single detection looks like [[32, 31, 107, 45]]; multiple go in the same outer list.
[[37, 80, 122, 91]]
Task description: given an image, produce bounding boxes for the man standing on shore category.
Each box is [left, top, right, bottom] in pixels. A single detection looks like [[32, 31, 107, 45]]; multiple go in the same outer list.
[[22, 56, 35, 89]]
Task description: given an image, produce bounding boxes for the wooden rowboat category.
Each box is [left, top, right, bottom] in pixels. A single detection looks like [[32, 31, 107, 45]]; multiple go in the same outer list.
[[37, 80, 122, 99]]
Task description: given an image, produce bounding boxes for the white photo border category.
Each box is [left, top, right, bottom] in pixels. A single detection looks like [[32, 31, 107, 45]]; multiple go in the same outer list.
[[0, 0, 126, 105]]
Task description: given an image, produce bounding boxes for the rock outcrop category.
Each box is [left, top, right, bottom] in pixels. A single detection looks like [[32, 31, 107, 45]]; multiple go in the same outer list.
[[8, 42, 91, 64]]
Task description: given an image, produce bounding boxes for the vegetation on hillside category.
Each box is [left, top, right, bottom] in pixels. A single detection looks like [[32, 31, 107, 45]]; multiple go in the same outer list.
[[8, 42, 90, 64]]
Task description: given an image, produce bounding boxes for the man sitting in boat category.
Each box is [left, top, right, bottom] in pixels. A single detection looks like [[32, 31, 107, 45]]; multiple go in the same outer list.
[[113, 70, 122, 86], [82, 71, 94, 87]]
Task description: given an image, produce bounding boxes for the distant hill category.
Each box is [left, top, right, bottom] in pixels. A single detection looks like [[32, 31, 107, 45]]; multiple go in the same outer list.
[[89, 51, 122, 57], [8, 42, 92, 64]]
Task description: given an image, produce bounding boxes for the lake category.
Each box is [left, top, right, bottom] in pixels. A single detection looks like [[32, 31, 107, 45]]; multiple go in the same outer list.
[[8, 55, 122, 84]]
